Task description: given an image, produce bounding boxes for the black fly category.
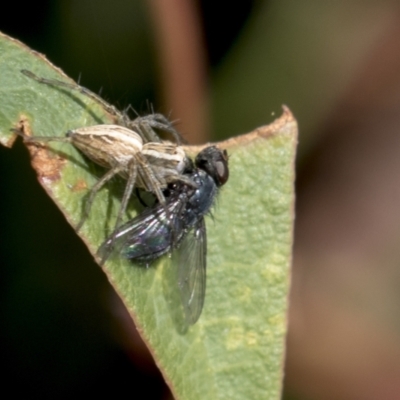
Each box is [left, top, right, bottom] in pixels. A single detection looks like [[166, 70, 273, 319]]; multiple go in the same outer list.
[[98, 146, 229, 325]]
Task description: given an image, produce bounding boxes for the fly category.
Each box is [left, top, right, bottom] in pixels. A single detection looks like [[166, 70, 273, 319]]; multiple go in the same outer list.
[[98, 146, 229, 325], [16, 70, 195, 231]]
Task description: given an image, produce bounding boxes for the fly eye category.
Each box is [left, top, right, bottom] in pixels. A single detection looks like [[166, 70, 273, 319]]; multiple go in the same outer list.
[[195, 146, 229, 187], [214, 160, 229, 186]]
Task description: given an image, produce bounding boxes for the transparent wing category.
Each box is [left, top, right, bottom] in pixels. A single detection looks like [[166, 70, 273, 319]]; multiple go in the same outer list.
[[172, 218, 207, 325], [98, 198, 184, 264]]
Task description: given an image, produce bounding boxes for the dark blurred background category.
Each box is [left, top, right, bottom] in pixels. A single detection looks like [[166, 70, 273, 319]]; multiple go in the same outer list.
[[2, 1, 400, 399]]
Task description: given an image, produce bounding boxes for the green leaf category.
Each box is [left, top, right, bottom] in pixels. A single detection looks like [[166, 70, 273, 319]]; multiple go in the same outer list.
[[0, 31, 297, 399]]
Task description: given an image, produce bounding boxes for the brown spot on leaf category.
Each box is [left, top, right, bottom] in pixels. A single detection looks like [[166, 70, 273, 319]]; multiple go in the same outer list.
[[71, 179, 88, 192], [31, 148, 66, 182], [15, 115, 66, 182], [15, 115, 32, 137]]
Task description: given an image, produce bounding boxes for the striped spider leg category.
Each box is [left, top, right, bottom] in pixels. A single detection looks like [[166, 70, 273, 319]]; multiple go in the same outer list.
[[21, 70, 183, 144]]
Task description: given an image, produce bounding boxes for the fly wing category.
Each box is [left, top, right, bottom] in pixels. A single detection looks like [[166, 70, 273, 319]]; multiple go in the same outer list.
[[98, 198, 184, 264], [172, 218, 207, 325]]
